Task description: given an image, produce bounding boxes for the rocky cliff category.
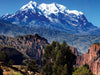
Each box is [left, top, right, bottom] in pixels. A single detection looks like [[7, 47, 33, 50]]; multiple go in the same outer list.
[[76, 43, 100, 75], [0, 34, 49, 64]]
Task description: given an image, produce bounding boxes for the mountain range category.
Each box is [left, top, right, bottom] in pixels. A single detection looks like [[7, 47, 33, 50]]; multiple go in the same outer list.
[[0, 1, 100, 53], [1, 1, 97, 34]]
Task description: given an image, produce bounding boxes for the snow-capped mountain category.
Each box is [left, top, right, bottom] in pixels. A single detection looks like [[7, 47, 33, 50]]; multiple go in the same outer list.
[[1, 1, 97, 34]]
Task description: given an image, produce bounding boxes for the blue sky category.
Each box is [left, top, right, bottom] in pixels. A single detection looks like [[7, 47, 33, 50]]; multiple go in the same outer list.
[[0, 0, 100, 27]]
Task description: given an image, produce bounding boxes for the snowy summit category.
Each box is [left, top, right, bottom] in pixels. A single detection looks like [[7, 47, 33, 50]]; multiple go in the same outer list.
[[20, 1, 83, 16]]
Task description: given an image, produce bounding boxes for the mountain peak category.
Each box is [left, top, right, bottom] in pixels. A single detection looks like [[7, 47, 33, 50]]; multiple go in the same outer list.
[[20, 1, 37, 11]]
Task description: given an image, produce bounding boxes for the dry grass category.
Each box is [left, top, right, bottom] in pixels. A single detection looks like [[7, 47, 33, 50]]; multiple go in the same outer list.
[[0, 64, 23, 75]]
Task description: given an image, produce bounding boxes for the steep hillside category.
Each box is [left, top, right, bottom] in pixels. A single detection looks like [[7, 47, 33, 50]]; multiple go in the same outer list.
[[0, 45, 27, 65]]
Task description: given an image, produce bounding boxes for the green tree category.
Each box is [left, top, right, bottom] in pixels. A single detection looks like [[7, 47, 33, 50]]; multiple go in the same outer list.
[[41, 62, 53, 75], [41, 41, 76, 75], [62, 64, 69, 75], [52, 63, 57, 75]]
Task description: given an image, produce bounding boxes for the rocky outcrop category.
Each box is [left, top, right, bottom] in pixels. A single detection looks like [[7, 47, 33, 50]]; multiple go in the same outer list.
[[70, 47, 78, 56], [0, 34, 49, 64], [76, 43, 100, 75]]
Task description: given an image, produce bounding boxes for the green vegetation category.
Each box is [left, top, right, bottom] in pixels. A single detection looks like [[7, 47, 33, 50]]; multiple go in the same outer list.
[[41, 41, 76, 75], [27, 60, 38, 74], [73, 64, 94, 75]]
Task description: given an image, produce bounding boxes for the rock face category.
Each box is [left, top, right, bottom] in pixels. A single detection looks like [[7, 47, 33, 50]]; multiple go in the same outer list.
[[76, 43, 100, 75], [0, 34, 49, 64]]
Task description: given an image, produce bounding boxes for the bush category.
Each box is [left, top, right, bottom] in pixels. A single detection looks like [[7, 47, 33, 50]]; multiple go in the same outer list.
[[73, 64, 94, 75]]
